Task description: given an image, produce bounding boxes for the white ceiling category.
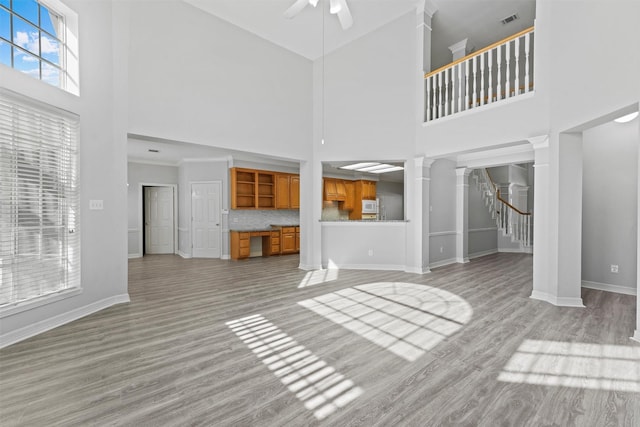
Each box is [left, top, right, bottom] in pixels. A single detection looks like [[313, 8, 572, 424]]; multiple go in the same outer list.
[[183, 0, 422, 60]]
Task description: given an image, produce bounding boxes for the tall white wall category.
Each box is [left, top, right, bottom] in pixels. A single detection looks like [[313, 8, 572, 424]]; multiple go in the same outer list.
[[0, 0, 129, 346], [582, 120, 638, 294], [127, 0, 313, 161], [127, 162, 179, 257]]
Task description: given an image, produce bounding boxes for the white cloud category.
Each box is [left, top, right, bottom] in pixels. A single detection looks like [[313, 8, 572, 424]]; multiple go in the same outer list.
[[41, 36, 59, 55], [14, 31, 30, 48]]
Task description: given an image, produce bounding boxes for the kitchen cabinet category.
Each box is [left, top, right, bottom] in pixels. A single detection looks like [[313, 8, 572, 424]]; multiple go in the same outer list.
[[276, 174, 300, 209], [323, 178, 346, 201], [230, 231, 251, 259], [348, 180, 377, 220], [295, 226, 300, 252], [362, 180, 376, 200], [281, 226, 297, 254], [262, 230, 281, 256], [231, 168, 276, 209], [342, 181, 356, 211]]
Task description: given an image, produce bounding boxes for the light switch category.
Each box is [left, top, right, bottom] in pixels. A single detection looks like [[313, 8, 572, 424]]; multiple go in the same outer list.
[[89, 200, 104, 210]]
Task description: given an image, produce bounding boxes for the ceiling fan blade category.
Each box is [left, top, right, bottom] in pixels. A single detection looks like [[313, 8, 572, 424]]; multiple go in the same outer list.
[[284, 0, 309, 19], [336, 0, 353, 29]]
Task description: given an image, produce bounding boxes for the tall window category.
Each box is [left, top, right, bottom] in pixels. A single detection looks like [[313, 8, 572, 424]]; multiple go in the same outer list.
[[0, 0, 69, 89], [0, 89, 80, 310]]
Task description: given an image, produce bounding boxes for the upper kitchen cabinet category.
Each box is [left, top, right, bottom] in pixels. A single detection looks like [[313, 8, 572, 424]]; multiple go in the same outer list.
[[360, 180, 376, 200], [276, 174, 300, 209], [323, 178, 347, 202], [231, 167, 276, 209]]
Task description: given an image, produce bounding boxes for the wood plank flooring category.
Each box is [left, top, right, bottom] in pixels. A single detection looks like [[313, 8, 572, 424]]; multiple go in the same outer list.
[[1, 253, 638, 426]]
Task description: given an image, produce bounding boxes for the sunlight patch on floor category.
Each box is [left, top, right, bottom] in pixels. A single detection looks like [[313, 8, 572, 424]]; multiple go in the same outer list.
[[498, 339, 640, 392], [298, 282, 472, 362], [298, 268, 339, 288], [226, 314, 363, 420]]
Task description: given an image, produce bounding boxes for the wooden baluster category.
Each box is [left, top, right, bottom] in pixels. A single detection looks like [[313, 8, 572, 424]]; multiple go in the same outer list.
[[497, 44, 502, 100], [524, 32, 531, 92], [505, 40, 511, 98], [487, 49, 493, 104], [437, 72, 443, 118], [480, 53, 485, 105], [457, 63, 463, 113], [444, 68, 450, 116], [464, 60, 470, 110], [514, 37, 520, 95], [425, 76, 431, 121], [472, 56, 478, 107]]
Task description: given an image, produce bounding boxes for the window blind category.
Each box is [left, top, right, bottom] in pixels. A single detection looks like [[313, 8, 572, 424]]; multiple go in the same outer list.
[[0, 89, 80, 308]]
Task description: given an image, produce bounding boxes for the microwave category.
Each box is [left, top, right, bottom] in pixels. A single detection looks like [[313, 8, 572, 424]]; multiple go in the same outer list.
[[362, 199, 378, 214]]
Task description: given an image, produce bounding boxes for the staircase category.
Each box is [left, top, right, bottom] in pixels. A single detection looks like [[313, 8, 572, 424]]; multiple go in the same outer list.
[[472, 168, 532, 248]]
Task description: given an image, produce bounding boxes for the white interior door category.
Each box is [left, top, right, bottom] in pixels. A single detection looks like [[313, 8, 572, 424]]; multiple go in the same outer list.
[[192, 182, 222, 258], [144, 186, 174, 254]]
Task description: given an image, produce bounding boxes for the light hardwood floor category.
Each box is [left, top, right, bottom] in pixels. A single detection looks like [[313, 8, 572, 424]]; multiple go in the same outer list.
[[1, 253, 638, 426]]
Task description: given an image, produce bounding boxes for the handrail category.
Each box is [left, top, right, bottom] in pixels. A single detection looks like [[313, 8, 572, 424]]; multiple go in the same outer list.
[[485, 169, 531, 216], [425, 26, 535, 79]]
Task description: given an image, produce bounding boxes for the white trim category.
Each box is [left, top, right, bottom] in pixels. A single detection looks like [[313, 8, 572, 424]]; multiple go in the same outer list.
[[128, 228, 139, 233], [178, 250, 192, 259], [221, 255, 231, 260], [404, 266, 431, 274], [469, 248, 499, 259], [179, 157, 229, 165], [299, 263, 324, 271], [469, 227, 498, 233], [429, 230, 457, 237], [632, 331, 640, 344], [190, 181, 223, 259], [128, 253, 142, 259], [456, 257, 470, 263], [139, 183, 178, 256], [323, 263, 406, 271], [429, 258, 457, 269], [530, 291, 585, 307], [127, 158, 179, 167], [581, 280, 637, 296], [0, 294, 130, 349], [498, 247, 532, 254]]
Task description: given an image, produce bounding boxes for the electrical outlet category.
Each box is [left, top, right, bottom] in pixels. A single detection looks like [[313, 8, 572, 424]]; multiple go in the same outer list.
[[89, 200, 103, 210], [368, 249, 374, 256], [610, 264, 619, 273]]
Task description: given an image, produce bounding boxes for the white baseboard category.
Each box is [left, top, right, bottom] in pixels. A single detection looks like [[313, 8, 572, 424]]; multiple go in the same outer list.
[[581, 280, 637, 296], [429, 258, 458, 269], [298, 263, 323, 271], [469, 249, 499, 260], [632, 330, 640, 344], [128, 253, 142, 259], [456, 257, 470, 263], [221, 254, 230, 260], [498, 247, 532, 254], [0, 294, 130, 349], [530, 290, 585, 307], [177, 250, 192, 259], [404, 266, 431, 274], [329, 263, 406, 271]]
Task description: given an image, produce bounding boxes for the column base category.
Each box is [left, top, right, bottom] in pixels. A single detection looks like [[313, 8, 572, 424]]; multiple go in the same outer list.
[[405, 266, 431, 274], [631, 330, 640, 344], [530, 290, 585, 307], [456, 257, 470, 263]]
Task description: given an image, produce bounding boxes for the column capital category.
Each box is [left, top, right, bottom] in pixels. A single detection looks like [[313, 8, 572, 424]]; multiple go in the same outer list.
[[422, 0, 438, 18], [448, 38, 468, 61], [414, 156, 436, 169], [528, 135, 549, 150], [455, 167, 471, 177]]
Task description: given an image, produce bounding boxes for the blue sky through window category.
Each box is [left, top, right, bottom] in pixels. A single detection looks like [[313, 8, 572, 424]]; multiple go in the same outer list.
[[0, 40, 10, 67], [12, 0, 38, 25], [0, 8, 9, 40], [13, 15, 40, 56]]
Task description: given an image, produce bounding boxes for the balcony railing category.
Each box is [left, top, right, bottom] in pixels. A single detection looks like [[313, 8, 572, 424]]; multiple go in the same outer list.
[[424, 26, 534, 122]]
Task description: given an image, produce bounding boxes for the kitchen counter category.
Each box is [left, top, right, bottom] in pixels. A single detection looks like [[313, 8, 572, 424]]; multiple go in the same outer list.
[[319, 220, 409, 223], [229, 226, 276, 232], [270, 223, 300, 228]]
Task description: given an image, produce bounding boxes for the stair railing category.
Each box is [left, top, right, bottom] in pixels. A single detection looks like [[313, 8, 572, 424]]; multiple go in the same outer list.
[[476, 169, 532, 247], [425, 26, 534, 123]]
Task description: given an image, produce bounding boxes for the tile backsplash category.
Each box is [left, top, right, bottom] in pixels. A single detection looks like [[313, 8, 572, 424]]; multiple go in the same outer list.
[[228, 209, 300, 228]]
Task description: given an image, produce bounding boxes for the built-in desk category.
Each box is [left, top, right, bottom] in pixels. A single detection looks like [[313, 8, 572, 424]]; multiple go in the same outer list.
[[230, 225, 300, 260]]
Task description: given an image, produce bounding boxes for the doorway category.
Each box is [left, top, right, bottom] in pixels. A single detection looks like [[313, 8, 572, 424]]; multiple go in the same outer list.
[[142, 185, 176, 255], [191, 181, 222, 258]]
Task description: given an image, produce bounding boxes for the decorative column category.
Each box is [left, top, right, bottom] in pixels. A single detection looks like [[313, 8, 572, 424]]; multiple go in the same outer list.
[[405, 156, 435, 274], [448, 38, 468, 61], [455, 168, 470, 263], [634, 112, 640, 343], [298, 159, 323, 271], [420, 1, 438, 72]]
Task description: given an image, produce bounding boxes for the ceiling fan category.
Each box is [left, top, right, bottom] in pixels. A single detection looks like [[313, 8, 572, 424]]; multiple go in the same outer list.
[[284, 0, 353, 30]]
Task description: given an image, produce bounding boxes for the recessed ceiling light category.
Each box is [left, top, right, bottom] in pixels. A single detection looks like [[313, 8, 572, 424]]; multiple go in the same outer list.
[[369, 166, 404, 174], [339, 162, 404, 174], [339, 162, 379, 170], [614, 112, 638, 123]]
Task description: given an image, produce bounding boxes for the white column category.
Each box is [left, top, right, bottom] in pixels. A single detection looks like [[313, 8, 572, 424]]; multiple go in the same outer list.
[[529, 136, 553, 303], [298, 159, 323, 270], [455, 168, 470, 263], [634, 112, 640, 343], [448, 38, 468, 62], [405, 157, 435, 274], [421, 1, 438, 72]]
